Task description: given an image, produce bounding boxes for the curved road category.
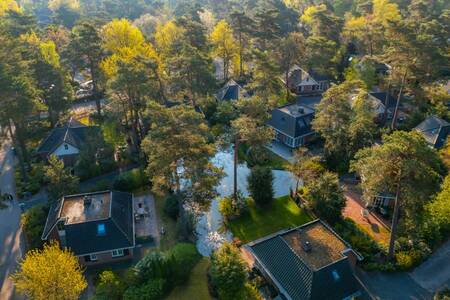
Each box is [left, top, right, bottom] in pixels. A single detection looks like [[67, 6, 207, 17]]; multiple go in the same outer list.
[[0, 139, 25, 300]]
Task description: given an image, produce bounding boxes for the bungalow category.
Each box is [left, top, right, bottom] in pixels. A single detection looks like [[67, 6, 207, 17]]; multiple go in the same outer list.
[[36, 117, 101, 166], [244, 220, 364, 300], [41, 191, 135, 266], [267, 103, 316, 148], [282, 65, 331, 95], [415, 115, 450, 149], [215, 79, 249, 101]]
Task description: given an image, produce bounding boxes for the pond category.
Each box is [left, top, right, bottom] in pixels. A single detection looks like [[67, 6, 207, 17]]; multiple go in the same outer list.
[[196, 148, 298, 256]]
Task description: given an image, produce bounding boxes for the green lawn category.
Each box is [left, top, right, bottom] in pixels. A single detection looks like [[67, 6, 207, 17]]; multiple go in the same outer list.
[[229, 196, 313, 243], [165, 258, 212, 300], [238, 144, 288, 170]]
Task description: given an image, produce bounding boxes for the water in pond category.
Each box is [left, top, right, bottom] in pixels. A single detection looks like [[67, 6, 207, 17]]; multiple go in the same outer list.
[[196, 148, 298, 256]]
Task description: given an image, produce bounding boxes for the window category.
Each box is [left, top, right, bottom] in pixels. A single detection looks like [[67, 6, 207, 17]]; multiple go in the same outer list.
[[89, 254, 98, 261], [112, 249, 124, 257], [97, 223, 106, 236], [332, 270, 340, 281], [64, 144, 68, 150]]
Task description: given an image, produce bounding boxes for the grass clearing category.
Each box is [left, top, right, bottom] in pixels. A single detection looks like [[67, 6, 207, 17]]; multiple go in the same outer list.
[[165, 257, 212, 300], [153, 194, 178, 251], [238, 144, 288, 170], [228, 195, 312, 243]]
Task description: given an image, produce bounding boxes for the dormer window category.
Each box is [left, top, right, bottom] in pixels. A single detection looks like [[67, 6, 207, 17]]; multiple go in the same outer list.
[[97, 223, 106, 236], [64, 144, 69, 150]]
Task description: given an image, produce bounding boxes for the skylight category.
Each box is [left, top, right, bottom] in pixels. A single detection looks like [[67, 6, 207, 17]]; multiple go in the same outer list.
[[97, 223, 106, 236]]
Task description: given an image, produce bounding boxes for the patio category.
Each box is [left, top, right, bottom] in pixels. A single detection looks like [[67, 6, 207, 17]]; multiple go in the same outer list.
[[134, 194, 159, 243]]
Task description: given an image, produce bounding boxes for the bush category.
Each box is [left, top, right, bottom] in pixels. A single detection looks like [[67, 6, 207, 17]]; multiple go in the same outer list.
[[15, 162, 45, 197], [92, 271, 125, 300], [163, 194, 180, 220], [168, 243, 201, 284], [83, 179, 112, 193], [247, 166, 274, 206], [135, 252, 173, 282], [123, 279, 166, 300], [333, 219, 380, 258], [219, 193, 248, 222], [21, 204, 49, 250], [395, 250, 423, 270], [113, 168, 148, 192], [176, 210, 196, 241]]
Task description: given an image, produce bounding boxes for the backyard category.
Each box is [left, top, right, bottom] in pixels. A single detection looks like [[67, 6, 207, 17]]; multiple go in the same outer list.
[[228, 195, 312, 243], [165, 258, 212, 300]]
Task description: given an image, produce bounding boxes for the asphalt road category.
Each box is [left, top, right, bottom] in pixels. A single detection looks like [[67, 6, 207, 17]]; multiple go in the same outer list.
[[0, 140, 25, 300]]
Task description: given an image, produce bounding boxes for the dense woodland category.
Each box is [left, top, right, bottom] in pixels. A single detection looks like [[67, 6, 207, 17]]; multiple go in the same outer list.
[[1, 0, 450, 299]]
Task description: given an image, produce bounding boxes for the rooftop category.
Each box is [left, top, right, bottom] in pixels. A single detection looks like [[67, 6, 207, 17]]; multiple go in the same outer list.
[[60, 192, 111, 224], [282, 221, 348, 270], [280, 103, 315, 118]]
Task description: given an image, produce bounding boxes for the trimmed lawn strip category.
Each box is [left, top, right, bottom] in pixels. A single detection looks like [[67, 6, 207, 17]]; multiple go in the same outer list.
[[229, 196, 312, 244], [165, 257, 212, 300], [154, 194, 178, 251], [238, 144, 288, 170]]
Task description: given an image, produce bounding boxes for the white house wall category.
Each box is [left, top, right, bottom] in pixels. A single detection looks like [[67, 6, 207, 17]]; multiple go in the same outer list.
[[52, 143, 80, 157]]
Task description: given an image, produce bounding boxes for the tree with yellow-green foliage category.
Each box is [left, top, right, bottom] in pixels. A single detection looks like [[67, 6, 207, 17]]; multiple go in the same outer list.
[[101, 19, 145, 54], [12, 241, 87, 300], [0, 0, 20, 16], [101, 19, 165, 151], [154, 20, 184, 63], [342, 0, 401, 56], [210, 20, 238, 81]]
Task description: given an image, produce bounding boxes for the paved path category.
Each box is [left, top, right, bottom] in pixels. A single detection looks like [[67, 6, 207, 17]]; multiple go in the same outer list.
[[357, 269, 432, 300], [410, 239, 450, 292], [0, 140, 25, 300]]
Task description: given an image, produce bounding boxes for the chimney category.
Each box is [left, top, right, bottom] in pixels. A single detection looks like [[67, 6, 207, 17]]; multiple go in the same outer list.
[[302, 241, 312, 252], [84, 195, 92, 208]]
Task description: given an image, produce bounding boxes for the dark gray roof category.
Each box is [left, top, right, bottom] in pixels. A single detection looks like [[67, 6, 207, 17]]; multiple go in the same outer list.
[[42, 191, 134, 255], [268, 103, 315, 138], [247, 220, 362, 300], [296, 95, 322, 110], [37, 119, 100, 155], [252, 235, 314, 299], [215, 79, 248, 101], [369, 92, 397, 109], [415, 115, 450, 148]]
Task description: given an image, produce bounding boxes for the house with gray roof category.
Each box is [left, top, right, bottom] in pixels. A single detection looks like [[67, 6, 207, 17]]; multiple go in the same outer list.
[[215, 79, 249, 101], [415, 115, 450, 149], [36, 117, 101, 165], [42, 191, 135, 266], [282, 65, 331, 95], [244, 220, 364, 300], [267, 103, 316, 148]]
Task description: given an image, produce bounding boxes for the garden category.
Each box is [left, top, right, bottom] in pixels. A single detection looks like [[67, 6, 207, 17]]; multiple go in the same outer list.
[[228, 195, 312, 244]]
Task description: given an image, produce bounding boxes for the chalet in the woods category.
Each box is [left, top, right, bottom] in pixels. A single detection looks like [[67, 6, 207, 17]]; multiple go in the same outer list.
[[268, 103, 316, 148], [215, 79, 249, 101], [41, 191, 135, 266], [36, 117, 101, 165], [415, 115, 450, 149], [282, 65, 331, 95], [244, 220, 364, 300]]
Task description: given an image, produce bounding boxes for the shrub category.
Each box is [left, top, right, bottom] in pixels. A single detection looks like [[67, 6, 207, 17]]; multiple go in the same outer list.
[[168, 243, 201, 284], [395, 250, 423, 270], [123, 279, 166, 300], [209, 243, 248, 300], [176, 210, 196, 241], [247, 166, 274, 206], [21, 204, 49, 250], [113, 168, 148, 192], [163, 194, 180, 220], [219, 193, 247, 222], [135, 252, 173, 282], [93, 271, 125, 300]]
